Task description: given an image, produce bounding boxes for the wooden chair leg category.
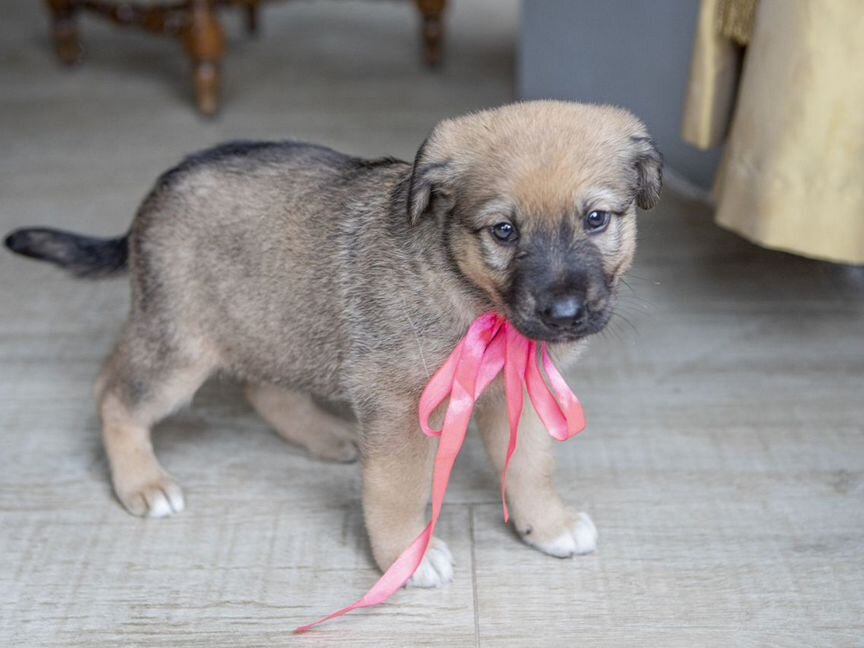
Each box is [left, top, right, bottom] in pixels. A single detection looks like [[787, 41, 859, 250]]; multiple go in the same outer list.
[[244, 0, 259, 36], [45, 0, 82, 65], [415, 0, 446, 67], [181, 0, 225, 116]]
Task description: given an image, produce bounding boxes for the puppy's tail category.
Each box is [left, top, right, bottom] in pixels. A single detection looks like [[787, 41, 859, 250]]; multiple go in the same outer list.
[[4, 227, 128, 278]]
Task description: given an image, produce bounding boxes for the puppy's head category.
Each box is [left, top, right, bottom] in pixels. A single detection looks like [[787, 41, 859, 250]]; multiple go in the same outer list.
[[408, 101, 662, 343]]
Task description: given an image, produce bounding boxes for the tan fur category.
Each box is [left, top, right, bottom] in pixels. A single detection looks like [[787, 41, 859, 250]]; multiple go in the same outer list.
[[362, 407, 438, 574]]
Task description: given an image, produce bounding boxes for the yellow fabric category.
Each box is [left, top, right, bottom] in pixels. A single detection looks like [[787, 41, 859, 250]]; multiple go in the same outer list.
[[683, 0, 864, 265], [681, 0, 742, 149]]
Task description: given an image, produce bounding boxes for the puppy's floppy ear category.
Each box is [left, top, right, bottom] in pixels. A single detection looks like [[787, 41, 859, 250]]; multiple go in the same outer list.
[[407, 131, 457, 224], [631, 136, 663, 210]]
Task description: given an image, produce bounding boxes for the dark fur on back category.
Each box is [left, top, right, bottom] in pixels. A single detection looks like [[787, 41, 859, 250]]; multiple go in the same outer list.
[[162, 139, 403, 186]]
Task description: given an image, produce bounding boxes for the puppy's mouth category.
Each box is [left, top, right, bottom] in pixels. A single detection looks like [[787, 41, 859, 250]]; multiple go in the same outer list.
[[506, 307, 613, 344]]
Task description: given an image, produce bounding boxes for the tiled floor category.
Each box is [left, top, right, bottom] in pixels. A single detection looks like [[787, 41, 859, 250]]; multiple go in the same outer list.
[[1, 1, 863, 646]]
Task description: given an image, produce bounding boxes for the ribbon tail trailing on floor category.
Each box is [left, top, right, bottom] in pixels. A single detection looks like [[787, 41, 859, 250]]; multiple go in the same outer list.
[[294, 312, 586, 633]]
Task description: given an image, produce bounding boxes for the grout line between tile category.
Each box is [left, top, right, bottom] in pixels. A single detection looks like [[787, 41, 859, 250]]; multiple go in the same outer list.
[[469, 504, 480, 648]]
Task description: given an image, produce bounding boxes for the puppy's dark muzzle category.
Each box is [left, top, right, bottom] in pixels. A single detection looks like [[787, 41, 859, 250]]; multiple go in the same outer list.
[[507, 235, 614, 343]]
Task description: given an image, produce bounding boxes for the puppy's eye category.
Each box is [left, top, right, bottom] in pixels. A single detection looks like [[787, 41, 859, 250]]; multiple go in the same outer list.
[[584, 210, 611, 233], [490, 222, 519, 244]]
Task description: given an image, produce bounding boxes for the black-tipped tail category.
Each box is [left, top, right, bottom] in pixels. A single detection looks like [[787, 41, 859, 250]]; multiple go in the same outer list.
[[4, 227, 128, 278]]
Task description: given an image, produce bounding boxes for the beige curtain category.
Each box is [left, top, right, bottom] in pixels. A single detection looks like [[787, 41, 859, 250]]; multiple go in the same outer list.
[[682, 0, 864, 265]]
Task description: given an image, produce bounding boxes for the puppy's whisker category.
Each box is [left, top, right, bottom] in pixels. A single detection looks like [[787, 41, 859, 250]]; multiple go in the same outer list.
[[618, 272, 655, 284], [609, 311, 640, 337], [616, 298, 652, 316]]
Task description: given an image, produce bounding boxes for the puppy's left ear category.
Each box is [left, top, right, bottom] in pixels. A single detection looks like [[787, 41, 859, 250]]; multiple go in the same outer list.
[[407, 132, 458, 224], [632, 137, 663, 210]]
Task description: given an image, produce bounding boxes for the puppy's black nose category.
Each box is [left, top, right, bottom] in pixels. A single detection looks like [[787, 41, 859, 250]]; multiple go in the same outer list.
[[540, 295, 585, 327]]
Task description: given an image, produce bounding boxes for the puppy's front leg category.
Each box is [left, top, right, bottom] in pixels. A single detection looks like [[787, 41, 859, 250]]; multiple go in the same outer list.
[[361, 404, 454, 587], [475, 392, 598, 557]]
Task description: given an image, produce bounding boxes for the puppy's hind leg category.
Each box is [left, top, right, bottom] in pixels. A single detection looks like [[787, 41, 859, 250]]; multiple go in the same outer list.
[[245, 384, 358, 463], [97, 329, 216, 518]]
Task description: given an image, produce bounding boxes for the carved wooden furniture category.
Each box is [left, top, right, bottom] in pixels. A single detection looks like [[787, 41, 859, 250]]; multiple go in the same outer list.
[[44, 0, 448, 116]]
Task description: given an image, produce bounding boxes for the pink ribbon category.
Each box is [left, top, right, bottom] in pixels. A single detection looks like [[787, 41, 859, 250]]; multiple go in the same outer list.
[[294, 312, 586, 633]]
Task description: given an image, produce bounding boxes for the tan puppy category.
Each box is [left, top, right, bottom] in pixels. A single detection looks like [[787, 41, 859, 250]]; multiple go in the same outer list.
[[4, 101, 661, 587]]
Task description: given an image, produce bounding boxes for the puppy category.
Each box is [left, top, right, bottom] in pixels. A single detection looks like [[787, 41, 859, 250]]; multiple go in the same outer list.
[[5, 101, 661, 587]]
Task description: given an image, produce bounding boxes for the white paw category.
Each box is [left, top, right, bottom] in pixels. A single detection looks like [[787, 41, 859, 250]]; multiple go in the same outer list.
[[524, 512, 598, 558], [406, 537, 454, 588], [116, 475, 185, 518]]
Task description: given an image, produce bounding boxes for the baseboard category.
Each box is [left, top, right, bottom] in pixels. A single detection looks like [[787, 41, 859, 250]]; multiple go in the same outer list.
[[663, 166, 714, 206]]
